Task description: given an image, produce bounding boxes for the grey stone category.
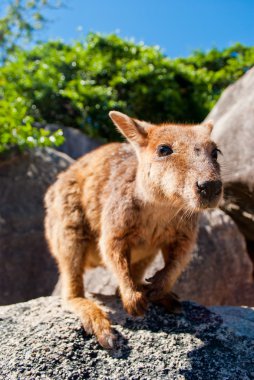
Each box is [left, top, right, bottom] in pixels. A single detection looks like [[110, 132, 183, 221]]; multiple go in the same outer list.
[[209, 305, 254, 339], [0, 296, 254, 379], [173, 209, 254, 306], [0, 148, 73, 305], [44, 124, 101, 159], [206, 67, 254, 251]]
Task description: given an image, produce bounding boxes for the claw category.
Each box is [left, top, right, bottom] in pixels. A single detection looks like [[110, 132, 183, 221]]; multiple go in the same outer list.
[[98, 331, 117, 350], [170, 291, 180, 300]]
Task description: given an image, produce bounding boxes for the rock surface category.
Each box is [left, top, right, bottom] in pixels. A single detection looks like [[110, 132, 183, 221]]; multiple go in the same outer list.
[[57, 209, 254, 306], [209, 305, 254, 339], [206, 67, 254, 255], [0, 148, 73, 305], [173, 209, 254, 306], [0, 296, 254, 380], [44, 125, 101, 159]]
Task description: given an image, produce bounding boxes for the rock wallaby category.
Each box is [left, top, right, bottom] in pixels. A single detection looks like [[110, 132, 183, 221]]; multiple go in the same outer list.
[[45, 111, 223, 349]]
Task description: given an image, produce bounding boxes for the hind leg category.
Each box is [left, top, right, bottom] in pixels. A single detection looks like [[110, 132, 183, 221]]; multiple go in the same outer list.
[[45, 182, 116, 349], [60, 254, 116, 349]]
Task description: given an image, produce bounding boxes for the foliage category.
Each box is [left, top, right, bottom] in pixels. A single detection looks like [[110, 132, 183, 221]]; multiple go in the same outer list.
[[0, 0, 61, 63], [0, 0, 64, 154], [0, 94, 64, 153], [0, 32, 254, 152], [176, 43, 254, 112]]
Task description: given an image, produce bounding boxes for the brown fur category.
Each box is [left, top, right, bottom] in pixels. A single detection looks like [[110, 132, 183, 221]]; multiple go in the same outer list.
[[44, 111, 223, 349]]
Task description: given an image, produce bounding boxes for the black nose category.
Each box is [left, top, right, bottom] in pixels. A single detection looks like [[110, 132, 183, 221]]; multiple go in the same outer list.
[[196, 180, 222, 200]]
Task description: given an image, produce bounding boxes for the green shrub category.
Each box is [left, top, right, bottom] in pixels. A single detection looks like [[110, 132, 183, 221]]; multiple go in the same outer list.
[[0, 93, 64, 154], [0, 33, 254, 152]]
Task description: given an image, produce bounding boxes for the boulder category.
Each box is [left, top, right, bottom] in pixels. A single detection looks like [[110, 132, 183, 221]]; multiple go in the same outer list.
[[173, 209, 254, 306], [53, 209, 254, 306], [0, 148, 73, 305], [44, 124, 101, 159], [206, 67, 254, 258], [0, 296, 254, 379]]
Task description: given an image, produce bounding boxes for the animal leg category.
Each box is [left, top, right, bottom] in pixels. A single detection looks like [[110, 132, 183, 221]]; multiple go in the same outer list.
[[60, 257, 116, 349], [131, 255, 156, 285], [45, 181, 115, 349], [145, 236, 195, 313], [100, 236, 148, 316]]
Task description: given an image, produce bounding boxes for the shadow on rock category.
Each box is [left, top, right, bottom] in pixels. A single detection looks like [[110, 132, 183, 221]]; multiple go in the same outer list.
[[1, 296, 254, 379], [92, 293, 254, 378]]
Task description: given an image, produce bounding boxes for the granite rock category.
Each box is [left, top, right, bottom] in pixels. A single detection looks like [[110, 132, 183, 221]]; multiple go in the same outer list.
[[0, 148, 73, 305], [0, 296, 254, 380]]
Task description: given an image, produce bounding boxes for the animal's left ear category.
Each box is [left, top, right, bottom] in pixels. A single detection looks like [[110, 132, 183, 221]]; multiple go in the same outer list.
[[203, 120, 214, 134]]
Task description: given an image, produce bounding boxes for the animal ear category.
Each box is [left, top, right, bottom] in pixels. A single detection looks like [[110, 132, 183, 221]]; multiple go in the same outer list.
[[203, 120, 214, 134], [109, 111, 149, 146]]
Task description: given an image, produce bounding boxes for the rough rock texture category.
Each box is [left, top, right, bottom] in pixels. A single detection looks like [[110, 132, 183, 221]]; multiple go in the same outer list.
[[44, 125, 101, 159], [206, 67, 254, 256], [55, 209, 254, 306], [173, 209, 254, 306], [0, 296, 254, 380], [0, 148, 73, 305]]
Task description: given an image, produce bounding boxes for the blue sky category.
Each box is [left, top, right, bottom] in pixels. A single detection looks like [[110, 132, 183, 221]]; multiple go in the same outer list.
[[39, 0, 254, 57]]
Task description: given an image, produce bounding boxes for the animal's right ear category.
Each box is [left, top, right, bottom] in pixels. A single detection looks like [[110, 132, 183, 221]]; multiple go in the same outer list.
[[109, 111, 150, 146], [203, 120, 214, 134]]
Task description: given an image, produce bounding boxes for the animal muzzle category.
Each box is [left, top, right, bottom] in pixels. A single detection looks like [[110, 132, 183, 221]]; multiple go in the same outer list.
[[196, 180, 222, 203]]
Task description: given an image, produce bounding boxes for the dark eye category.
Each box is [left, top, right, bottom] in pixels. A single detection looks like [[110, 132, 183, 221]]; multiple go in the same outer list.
[[211, 148, 222, 160], [157, 145, 173, 157]]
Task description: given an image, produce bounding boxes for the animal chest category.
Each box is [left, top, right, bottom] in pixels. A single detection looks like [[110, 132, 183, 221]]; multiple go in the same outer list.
[[130, 211, 176, 264]]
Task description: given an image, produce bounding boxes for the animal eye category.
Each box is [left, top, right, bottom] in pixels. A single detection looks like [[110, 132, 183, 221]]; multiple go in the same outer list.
[[211, 148, 222, 160], [157, 145, 173, 157]]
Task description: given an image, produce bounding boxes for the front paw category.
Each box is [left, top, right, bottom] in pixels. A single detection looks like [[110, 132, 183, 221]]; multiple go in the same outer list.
[[122, 290, 148, 317], [144, 281, 165, 302], [154, 292, 182, 315], [145, 273, 166, 301]]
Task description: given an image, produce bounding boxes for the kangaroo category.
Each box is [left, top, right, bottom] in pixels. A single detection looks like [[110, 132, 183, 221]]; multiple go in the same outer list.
[[44, 111, 223, 349]]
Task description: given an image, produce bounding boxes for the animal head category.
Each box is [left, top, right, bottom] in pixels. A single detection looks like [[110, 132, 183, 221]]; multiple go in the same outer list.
[[109, 111, 223, 211]]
